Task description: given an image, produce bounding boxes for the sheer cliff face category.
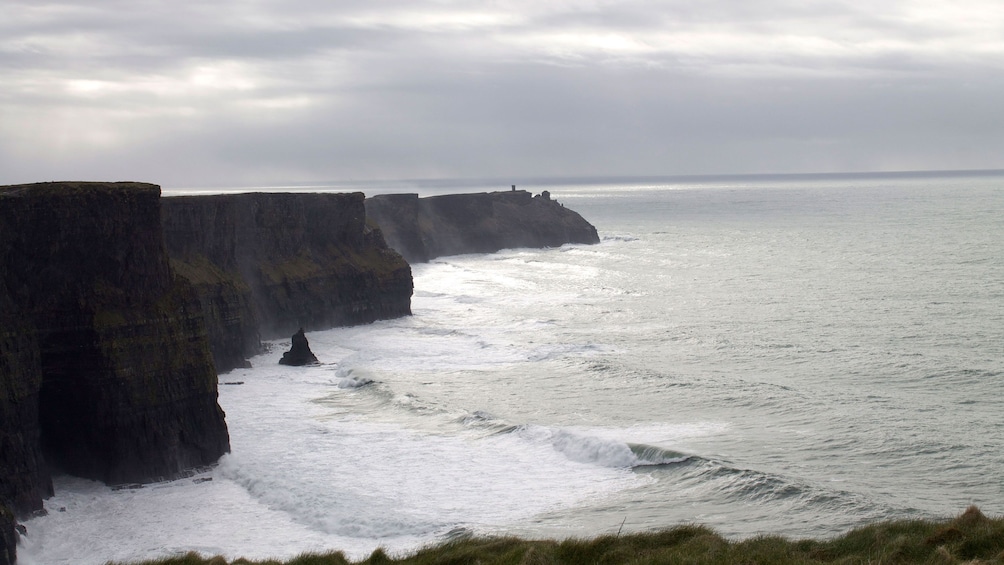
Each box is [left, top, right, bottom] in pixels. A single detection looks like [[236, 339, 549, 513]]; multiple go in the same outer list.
[[162, 192, 413, 372], [0, 293, 49, 516], [0, 182, 230, 513], [364, 190, 601, 263], [0, 504, 13, 565]]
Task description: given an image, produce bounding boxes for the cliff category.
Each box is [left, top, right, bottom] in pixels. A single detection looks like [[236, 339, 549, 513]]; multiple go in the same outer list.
[[0, 505, 12, 565], [364, 190, 600, 263], [0, 182, 232, 562], [0, 293, 49, 516], [0, 292, 46, 565], [161, 192, 413, 372]]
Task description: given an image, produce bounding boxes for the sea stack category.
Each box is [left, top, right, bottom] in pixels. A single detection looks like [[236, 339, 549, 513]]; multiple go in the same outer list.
[[279, 328, 319, 366]]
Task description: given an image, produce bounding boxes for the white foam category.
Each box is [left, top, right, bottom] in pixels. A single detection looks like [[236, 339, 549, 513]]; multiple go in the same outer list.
[[20, 356, 645, 564], [14, 239, 726, 564]]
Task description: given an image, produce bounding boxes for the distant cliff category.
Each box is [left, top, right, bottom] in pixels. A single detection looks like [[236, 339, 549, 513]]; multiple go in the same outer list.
[[161, 192, 413, 373], [0, 182, 232, 562], [364, 190, 600, 263]]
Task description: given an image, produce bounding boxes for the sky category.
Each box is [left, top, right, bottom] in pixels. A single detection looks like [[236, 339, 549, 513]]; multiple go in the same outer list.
[[2, 0, 1004, 188]]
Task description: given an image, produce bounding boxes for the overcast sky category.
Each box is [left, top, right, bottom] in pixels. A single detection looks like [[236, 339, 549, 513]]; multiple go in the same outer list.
[[3, 1, 1004, 187]]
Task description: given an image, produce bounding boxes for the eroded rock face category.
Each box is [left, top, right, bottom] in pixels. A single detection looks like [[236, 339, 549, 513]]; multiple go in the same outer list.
[[364, 190, 600, 263], [279, 329, 319, 366], [0, 505, 14, 565], [0, 293, 50, 517], [162, 192, 413, 372], [0, 182, 230, 524]]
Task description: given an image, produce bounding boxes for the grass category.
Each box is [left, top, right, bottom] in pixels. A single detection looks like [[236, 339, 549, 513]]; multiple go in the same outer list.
[[110, 506, 1004, 565]]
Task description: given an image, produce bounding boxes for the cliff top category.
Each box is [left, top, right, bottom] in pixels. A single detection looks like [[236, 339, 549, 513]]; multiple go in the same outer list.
[[0, 181, 160, 198], [162, 191, 366, 202], [368, 190, 533, 201]]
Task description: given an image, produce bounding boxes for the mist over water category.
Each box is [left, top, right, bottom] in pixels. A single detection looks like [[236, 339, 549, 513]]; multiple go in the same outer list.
[[18, 172, 1004, 564]]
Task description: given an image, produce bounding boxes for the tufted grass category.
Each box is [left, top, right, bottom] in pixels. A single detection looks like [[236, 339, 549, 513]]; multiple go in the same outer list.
[[111, 506, 1004, 565]]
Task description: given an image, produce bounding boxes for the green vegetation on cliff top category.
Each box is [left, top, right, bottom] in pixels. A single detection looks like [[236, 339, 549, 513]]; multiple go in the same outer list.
[[114, 507, 1004, 565]]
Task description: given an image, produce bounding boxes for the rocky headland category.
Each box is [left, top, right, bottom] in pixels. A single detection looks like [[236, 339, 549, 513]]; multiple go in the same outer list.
[[364, 189, 600, 263]]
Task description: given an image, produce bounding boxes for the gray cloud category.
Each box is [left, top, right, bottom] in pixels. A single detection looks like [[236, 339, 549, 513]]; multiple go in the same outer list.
[[2, 0, 1003, 187]]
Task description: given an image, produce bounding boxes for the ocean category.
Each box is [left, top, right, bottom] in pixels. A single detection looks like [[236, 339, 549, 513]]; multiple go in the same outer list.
[[16, 171, 1004, 564]]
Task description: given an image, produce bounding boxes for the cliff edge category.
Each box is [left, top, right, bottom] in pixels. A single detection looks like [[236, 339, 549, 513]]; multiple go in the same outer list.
[[161, 192, 413, 372], [364, 190, 600, 263], [0, 182, 231, 562]]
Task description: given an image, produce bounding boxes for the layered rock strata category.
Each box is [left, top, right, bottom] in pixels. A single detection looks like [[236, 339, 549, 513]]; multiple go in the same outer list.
[[161, 192, 413, 372], [364, 190, 600, 263], [0, 182, 232, 563]]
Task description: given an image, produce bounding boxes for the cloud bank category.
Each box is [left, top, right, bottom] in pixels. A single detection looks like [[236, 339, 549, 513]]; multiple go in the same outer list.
[[3, 0, 1003, 187]]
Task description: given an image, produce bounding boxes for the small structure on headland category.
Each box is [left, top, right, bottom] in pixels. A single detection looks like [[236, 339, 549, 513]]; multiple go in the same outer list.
[[278, 328, 319, 366]]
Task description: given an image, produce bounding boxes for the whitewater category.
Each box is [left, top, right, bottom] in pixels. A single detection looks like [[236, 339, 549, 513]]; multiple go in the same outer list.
[[17, 171, 1004, 564]]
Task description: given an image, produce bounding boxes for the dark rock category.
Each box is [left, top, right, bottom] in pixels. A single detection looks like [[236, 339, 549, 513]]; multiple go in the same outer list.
[[162, 192, 413, 372], [361, 194, 430, 263], [0, 182, 230, 519], [0, 291, 51, 517], [364, 190, 600, 263], [0, 506, 14, 565], [279, 328, 319, 366]]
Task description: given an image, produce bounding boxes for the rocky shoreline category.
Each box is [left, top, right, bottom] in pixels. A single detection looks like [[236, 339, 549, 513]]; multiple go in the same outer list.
[[0, 182, 599, 564]]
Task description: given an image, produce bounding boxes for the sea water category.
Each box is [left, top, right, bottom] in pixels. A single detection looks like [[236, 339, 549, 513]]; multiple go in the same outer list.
[[17, 171, 1004, 564]]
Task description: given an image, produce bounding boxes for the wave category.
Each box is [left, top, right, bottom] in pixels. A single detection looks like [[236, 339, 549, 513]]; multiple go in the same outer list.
[[215, 454, 441, 538], [690, 464, 806, 502], [327, 366, 374, 389], [332, 383, 859, 517], [481, 424, 698, 469], [628, 443, 695, 466], [331, 378, 830, 512], [672, 457, 880, 517], [454, 414, 862, 514]]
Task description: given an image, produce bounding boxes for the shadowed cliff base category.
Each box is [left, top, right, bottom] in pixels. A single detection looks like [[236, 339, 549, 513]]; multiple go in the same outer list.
[[114, 506, 1004, 565], [161, 192, 413, 373], [364, 190, 600, 263], [0, 182, 232, 563]]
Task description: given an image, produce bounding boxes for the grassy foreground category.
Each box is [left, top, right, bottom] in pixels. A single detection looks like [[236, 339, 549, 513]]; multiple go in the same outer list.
[[115, 507, 1004, 565]]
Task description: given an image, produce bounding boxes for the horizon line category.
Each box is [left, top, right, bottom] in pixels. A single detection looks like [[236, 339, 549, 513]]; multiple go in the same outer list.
[[164, 167, 1004, 192]]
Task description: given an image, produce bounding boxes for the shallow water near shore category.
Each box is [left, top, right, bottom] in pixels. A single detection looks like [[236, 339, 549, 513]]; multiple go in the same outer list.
[[17, 171, 1004, 564]]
